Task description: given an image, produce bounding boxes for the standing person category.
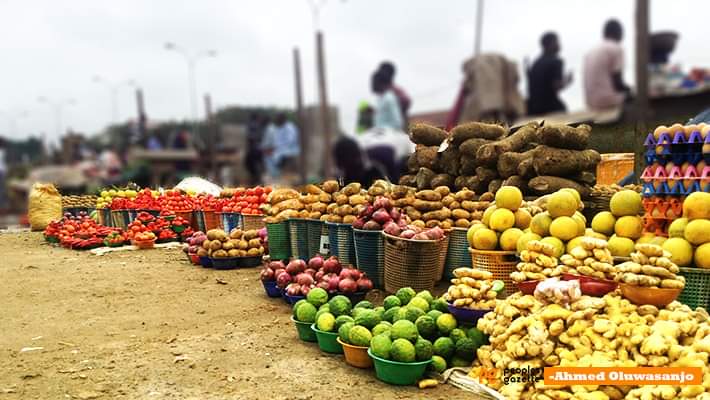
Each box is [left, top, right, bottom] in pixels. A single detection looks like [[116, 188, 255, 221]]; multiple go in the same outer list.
[[244, 113, 264, 185], [0, 138, 6, 211], [527, 32, 572, 115], [261, 113, 300, 181], [583, 19, 631, 110], [371, 70, 404, 131], [378, 61, 411, 125]]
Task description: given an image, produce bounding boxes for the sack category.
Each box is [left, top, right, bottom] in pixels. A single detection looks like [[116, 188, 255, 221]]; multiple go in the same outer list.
[[28, 183, 62, 231]]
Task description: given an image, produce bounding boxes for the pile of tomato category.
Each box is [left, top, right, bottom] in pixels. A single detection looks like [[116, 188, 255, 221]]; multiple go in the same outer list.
[[44, 213, 121, 250], [160, 190, 195, 212], [218, 186, 271, 215], [194, 194, 221, 211]]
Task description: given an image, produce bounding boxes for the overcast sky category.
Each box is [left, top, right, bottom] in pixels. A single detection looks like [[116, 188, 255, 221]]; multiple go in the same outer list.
[[2, 0, 709, 142]]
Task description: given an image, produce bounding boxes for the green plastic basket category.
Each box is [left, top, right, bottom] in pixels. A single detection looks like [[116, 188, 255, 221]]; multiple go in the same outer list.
[[306, 219, 325, 256], [311, 324, 343, 354], [367, 348, 431, 385], [291, 317, 317, 342], [678, 267, 710, 309], [326, 222, 356, 265], [444, 228, 473, 280], [266, 222, 291, 261], [352, 228, 384, 288], [288, 218, 310, 261]]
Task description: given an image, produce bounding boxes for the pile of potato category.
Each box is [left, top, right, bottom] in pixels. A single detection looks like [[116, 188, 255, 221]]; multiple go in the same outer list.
[[442, 268, 499, 309], [511, 240, 565, 283], [616, 243, 686, 289], [475, 291, 710, 399], [197, 228, 264, 258], [321, 182, 370, 224], [62, 195, 98, 208], [263, 188, 304, 223], [392, 185, 492, 229], [560, 237, 616, 281]]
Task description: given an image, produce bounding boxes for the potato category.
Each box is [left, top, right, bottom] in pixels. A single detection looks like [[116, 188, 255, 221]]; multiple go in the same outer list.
[[197, 248, 208, 257], [425, 219, 442, 228], [275, 209, 299, 221], [328, 215, 343, 223], [257, 246, 265, 255], [392, 185, 412, 199], [471, 210, 484, 220], [404, 206, 422, 221], [348, 195, 367, 206], [270, 188, 300, 204], [413, 199, 443, 211], [308, 212, 322, 220], [210, 240, 223, 251], [479, 192, 495, 202], [342, 182, 362, 196], [248, 238, 261, 248], [368, 186, 386, 196], [441, 195, 455, 207], [423, 208, 452, 221], [298, 210, 309, 218], [229, 228, 243, 239], [452, 209, 471, 220], [326, 203, 338, 214], [222, 241, 235, 251], [273, 199, 303, 214], [411, 220, 426, 228], [301, 194, 319, 204], [455, 218, 471, 228], [305, 184, 323, 195], [247, 247, 261, 256], [207, 229, 226, 241], [343, 215, 357, 224], [212, 249, 228, 258], [441, 220, 453, 230], [455, 189, 476, 202], [322, 180, 340, 193], [336, 204, 353, 216], [236, 240, 247, 250], [353, 204, 366, 215], [227, 249, 240, 257], [243, 230, 258, 240], [318, 193, 332, 203], [334, 193, 349, 206], [415, 190, 442, 202], [449, 200, 461, 210], [461, 200, 477, 211], [311, 202, 327, 213], [236, 250, 247, 257], [394, 197, 415, 208]]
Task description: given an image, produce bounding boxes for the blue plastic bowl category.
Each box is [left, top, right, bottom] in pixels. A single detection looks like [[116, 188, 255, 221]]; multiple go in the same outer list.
[[210, 257, 239, 270], [262, 281, 282, 298], [283, 292, 305, 305], [199, 256, 213, 268], [446, 302, 490, 325]]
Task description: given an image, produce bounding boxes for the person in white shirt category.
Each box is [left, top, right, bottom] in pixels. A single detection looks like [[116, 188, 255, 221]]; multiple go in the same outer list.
[[261, 113, 300, 180], [372, 70, 404, 131], [583, 19, 631, 110]]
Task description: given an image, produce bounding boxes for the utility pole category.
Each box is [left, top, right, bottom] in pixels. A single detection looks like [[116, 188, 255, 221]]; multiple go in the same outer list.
[[135, 88, 147, 140], [293, 47, 306, 184], [316, 31, 332, 178], [474, 0, 485, 56], [634, 0, 650, 182], [204, 93, 216, 181]]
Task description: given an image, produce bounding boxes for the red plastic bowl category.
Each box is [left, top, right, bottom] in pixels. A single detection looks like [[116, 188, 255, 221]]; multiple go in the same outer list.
[[562, 274, 618, 296], [517, 280, 541, 295]]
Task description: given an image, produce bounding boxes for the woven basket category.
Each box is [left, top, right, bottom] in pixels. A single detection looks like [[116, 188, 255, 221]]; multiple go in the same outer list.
[[219, 212, 242, 233], [469, 248, 518, 297], [353, 229, 385, 289], [383, 233, 448, 293], [266, 221, 290, 260], [306, 219, 325, 256], [326, 222, 356, 265], [111, 210, 130, 229], [444, 228, 472, 280], [202, 210, 222, 230], [242, 214, 265, 231], [288, 218, 310, 260], [678, 267, 710, 309]]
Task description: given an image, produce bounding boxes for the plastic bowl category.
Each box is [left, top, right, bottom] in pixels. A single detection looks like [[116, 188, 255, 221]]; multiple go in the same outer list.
[[210, 257, 239, 270], [446, 302, 490, 324], [310, 324, 343, 354], [291, 316, 317, 342], [620, 284, 681, 307], [283, 292, 305, 305], [367, 348, 431, 385], [199, 256, 213, 268], [131, 239, 155, 249], [188, 253, 201, 265], [262, 280, 282, 298], [562, 274, 618, 296], [237, 255, 263, 268], [337, 338, 372, 368], [517, 280, 541, 295]]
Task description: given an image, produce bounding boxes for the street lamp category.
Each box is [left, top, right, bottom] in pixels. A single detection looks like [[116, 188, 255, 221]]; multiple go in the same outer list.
[[164, 41, 217, 124], [37, 97, 76, 138], [92, 76, 137, 124]]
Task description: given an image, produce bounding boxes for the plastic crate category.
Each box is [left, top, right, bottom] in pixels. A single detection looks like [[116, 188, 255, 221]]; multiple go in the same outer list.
[[266, 221, 290, 260], [327, 222, 356, 265], [444, 228, 472, 280], [352, 228, 385, 288], [677, 267, 710, 309]]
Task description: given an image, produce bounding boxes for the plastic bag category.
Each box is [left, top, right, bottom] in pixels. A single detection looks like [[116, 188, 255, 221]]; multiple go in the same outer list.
[[28, 183, 62, 231], [174, 177, 222, 197], [534, 278, 581, 305]]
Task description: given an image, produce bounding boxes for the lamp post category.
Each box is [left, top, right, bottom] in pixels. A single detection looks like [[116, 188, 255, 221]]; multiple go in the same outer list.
[[92, 76, 136, 124], [37, 97, 76, 138], [164, 42, 217, 140]]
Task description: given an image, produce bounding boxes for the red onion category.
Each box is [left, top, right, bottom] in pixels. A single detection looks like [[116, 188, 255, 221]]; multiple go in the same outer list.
[[276, 271, 292, 288], [308, 254, 324, 270], [383, 221, 401, 236], [327, 276, 340, 292], [285, 283, 301, 296], [363, 220, 382, 230], [358, 205, 374, 218], [317, 281, 329, 290], [296, 273, 314, 286], [372, 209, 392, 225], [357, 276, 374, 291], [390, 208, 401, 221], [373, 197, 392, 211], [339, 268, 352, 281], [323, 256, 342, 274], [352, 218, 365, 229], [315, 270, 325, 281], [260, 268, 275, 282], [338, 278, 357, 294], [269, 260, 285, 270], [286, 259, 306, 275], [400, 229, 416, 239], [304, 268, 316, 278], [301, 285, 312, 296], [349, 269, 362, 281]]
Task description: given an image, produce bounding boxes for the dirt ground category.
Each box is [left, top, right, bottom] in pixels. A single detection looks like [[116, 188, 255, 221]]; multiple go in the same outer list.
[[0, 232, 475, 400]]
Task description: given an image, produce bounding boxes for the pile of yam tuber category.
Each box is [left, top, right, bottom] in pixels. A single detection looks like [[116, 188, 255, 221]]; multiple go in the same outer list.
[[400, 122, 602, 199]]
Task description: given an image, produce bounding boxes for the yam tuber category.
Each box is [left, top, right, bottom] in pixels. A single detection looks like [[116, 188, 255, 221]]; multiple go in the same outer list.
[[415, 167, 436, 190], [517, 157, 535, 178], [532, 145, 601, 177], [488, 179, 503, 194], [430, 174, 455, 188], [475, 166, 499, 186], [459, 156, 477, 175], [537, 123, 591, 150], [459, 138, 491, 158], [567, 171, 597, 186], [434, 146, 460, 176], [409, 123, 447, 146], [528, 176, 592, 198], [497, 149, 536, 178], [399, 174, 416, 187], [415, 145, 439, 170], [501, 175, 528, 192], [476, 122, 539, 166], [449, 121, 507, 143]]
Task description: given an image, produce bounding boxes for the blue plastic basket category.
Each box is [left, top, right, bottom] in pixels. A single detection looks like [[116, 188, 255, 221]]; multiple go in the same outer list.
[[444, 228, 473, 279], [220, 212, 242, 233], [352, 228, 384, 288], [327, 222, 356, 265], [288, 218, 310, 260], [306, 219, 326, 256], [193, 210, 207, 233]]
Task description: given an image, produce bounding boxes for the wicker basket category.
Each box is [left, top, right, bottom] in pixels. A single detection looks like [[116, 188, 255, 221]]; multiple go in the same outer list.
[[111, 210, 130, 229], [444, 228, 472, 280], [288, 218, 310, 260], [383, 233, 448, 293], [326, 222, 356, 265], [353, 229, 385, 289], [219, 212, 242, 233], [242, 214, 265, 231], [266, 221, 290, 260], [678, 267, 710, 309], [306, 219, 325, 256], [469, 248, 518, 297]]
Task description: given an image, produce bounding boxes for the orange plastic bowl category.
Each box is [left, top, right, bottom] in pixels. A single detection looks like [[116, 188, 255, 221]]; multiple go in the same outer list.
[[619, 284, 681, 307], [337, 338, 373, 369], [131, 238, 156, 250]]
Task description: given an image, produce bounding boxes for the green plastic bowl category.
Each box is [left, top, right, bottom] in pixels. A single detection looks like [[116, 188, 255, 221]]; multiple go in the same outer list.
[[367, 348, 431, 385], [310, 324, 343, 354], [291, 316, 317, 342]]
